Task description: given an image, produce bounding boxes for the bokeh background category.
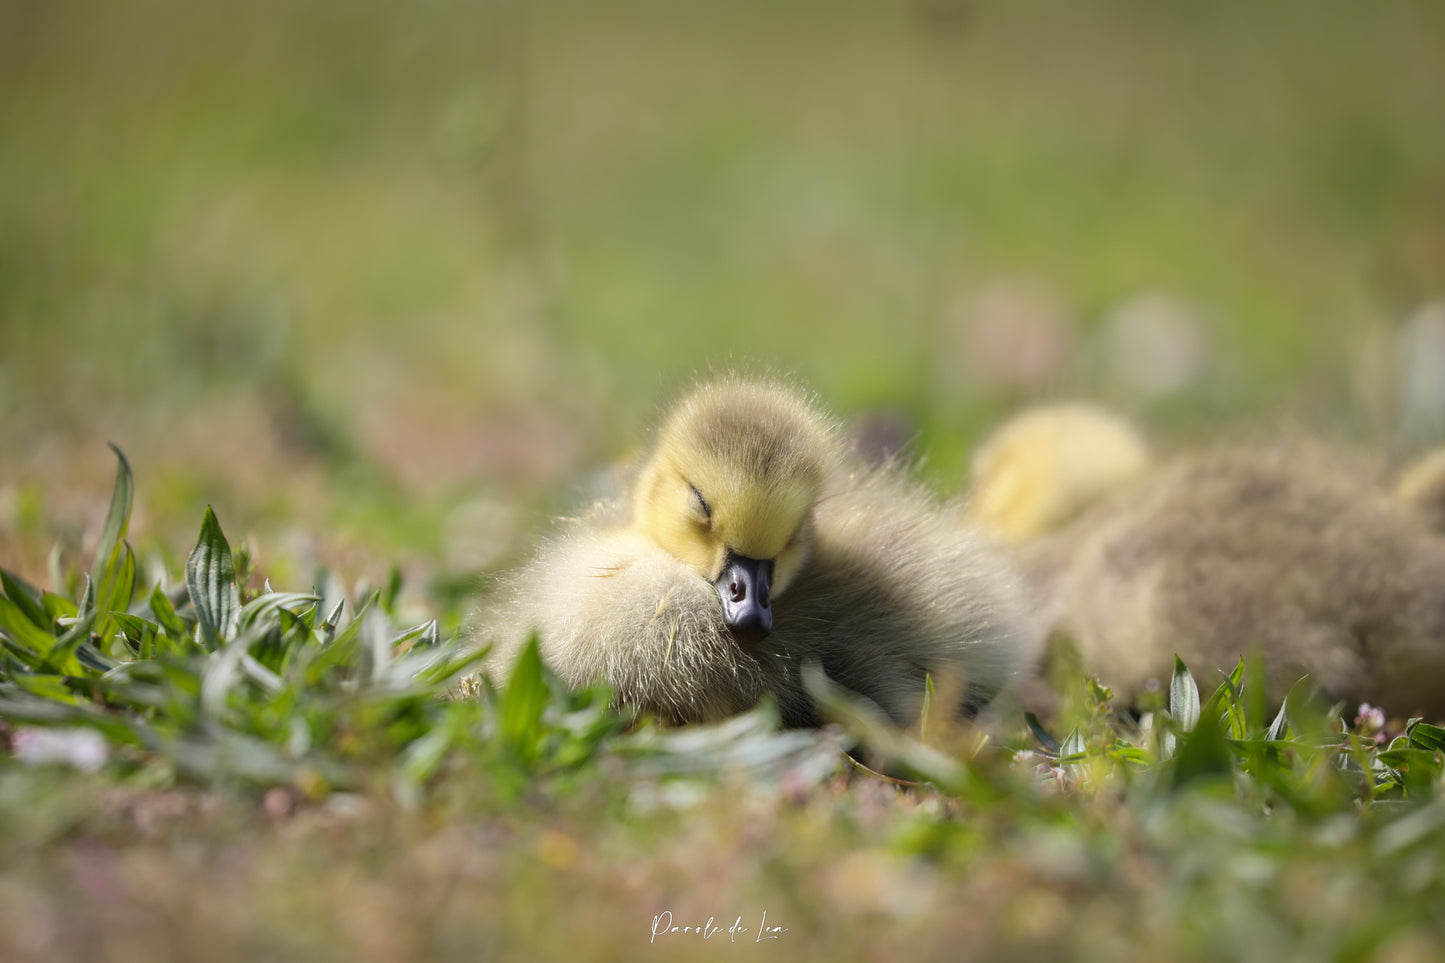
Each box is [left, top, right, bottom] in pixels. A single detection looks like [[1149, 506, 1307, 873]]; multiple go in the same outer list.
[[4, 0, 1444, 610]]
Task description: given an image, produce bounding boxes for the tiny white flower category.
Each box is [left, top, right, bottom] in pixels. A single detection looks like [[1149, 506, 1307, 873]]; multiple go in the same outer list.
[[12, 727, 108, 773]]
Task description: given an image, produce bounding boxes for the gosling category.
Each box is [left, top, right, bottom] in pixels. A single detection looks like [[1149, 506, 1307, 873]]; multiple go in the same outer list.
[[1395, 446, 1445, 534], [477, 377, 1038, 727], [967, 402, 1152, 543], [970, 405, 1445, 719]]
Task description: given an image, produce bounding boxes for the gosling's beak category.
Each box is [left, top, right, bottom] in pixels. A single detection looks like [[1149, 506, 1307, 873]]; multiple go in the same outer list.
[[715, 552, 774, 642]]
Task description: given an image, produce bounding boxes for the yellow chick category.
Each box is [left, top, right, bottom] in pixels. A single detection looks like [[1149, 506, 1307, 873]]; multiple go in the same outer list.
[[967, 402, 1152, 543], [477, 377, 1039, 726], [1395, 446, 1445, 533], [970, 405, 1445, 718]]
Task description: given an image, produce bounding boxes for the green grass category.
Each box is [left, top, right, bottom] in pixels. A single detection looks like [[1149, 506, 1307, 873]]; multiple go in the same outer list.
[[4, 448, 1445, 961], [5, 3, 1444, 514], [5, 2, 1445, 959]]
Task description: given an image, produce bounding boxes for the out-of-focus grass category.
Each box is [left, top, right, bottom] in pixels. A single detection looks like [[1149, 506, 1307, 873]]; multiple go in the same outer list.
[[5, 3, 1445, 960], [4, 1, 1445, 589]]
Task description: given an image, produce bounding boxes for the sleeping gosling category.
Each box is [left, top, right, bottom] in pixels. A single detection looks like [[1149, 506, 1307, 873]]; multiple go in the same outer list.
[[476, 377, 1038, 727], [970, 406, 1445, 718]]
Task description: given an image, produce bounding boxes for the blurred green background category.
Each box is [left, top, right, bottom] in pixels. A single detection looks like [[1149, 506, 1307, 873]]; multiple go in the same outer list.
[[3, 0, 1444, 601]]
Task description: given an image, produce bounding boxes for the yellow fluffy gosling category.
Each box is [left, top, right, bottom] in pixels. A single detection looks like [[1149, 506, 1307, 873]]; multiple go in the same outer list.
[[477, 378, 1038, 726], [1395, 446, 1445, 533], [967, 402, 1152, 543]]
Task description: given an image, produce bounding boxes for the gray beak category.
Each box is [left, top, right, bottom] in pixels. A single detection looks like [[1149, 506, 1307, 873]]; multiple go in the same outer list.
[[715, 552, 774, 642]]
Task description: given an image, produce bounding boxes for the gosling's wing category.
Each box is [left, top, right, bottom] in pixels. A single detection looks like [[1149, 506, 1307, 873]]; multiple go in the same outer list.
[[779, 469, 1041, 725]]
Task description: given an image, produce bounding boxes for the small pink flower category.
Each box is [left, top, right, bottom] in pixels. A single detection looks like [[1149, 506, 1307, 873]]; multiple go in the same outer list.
[[1355, 703, 1386, 735]]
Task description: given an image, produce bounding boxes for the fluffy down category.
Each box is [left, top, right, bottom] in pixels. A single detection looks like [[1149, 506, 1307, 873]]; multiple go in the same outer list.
[[1014, 441, 1445, 717], [475, 378, 1038, 726]]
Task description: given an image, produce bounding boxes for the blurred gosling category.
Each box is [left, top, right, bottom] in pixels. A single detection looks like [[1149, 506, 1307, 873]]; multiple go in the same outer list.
[[1395, 446, 1445, 533], [970, 405, 1445, 718], [967, 402, 1152, 543], [476, 377, 1038, 727]]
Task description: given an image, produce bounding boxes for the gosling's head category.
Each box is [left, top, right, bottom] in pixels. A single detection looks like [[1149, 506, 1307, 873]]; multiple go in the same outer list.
[[968, 402, 1152, 542], [1396, 446, 1445, 533], [633, 379, 840, 642]]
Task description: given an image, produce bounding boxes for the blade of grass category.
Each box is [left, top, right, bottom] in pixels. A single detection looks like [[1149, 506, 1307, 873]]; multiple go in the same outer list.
[[89, 444, 134, 612], [801, 661, 970, 793], [1170, 655, 1201, 732], [186, 506, 240, 650], [498, 635, 548, 764]]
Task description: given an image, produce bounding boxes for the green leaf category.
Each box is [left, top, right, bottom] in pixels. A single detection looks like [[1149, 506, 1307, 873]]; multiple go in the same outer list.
[[76, 575, 94, 620], [1222, 657, 1245, 694], [1216, 660, 1249, 740], [498, 635, 549, 763], [237, 591, 321, 632], [112, 612, 157, 646], [1058, 728, 1087, 765], [238, 653, 284, 695], [41, 591, 78, 623], [800, 661, 970, 792], [74, 643, 117, 673], [0, 693, 148, 747], [919, 672, 936, 743], [1, 636, 44, 670], [186, 506, 240, 650], [200, 626, 266, 718], [1265, 699, 1290, 742], [309, 592, 374, 679], [96, 542, 137, 620], [1372, 800, 1445, 856], [321, 597, 345, 634], [88, 444, 134, 611], [1168, 688, 1235, 790], [1169, 655, 1201, 732], [1023, 712, 1061, 754], [358, 608, 393, 686], [9, 672, 83, 705], [149, 583, 191, 639], [1240, 652, 1271, 735], [0, 594, 59, 656], [44, 610, 97, 676], [380, 565, 403, 614], [399, 714, 459, 787], [1, 567, 51, 632], [1406, 719, 1445, 754], [409, 646, 490, 692], [387, 619, 439, 658]]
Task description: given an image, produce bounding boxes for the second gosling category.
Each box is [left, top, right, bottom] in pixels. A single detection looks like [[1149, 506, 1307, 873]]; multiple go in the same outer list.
[[970, 405, 1445, 718]]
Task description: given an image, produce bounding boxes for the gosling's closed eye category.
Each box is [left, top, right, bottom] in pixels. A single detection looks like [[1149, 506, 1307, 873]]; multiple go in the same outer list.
[[689, 485, 712, 522]]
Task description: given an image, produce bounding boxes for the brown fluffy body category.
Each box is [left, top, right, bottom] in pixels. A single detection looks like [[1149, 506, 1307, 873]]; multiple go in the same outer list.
[[477, 378, 1038, 726], [991, 426, 1445, 717]]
